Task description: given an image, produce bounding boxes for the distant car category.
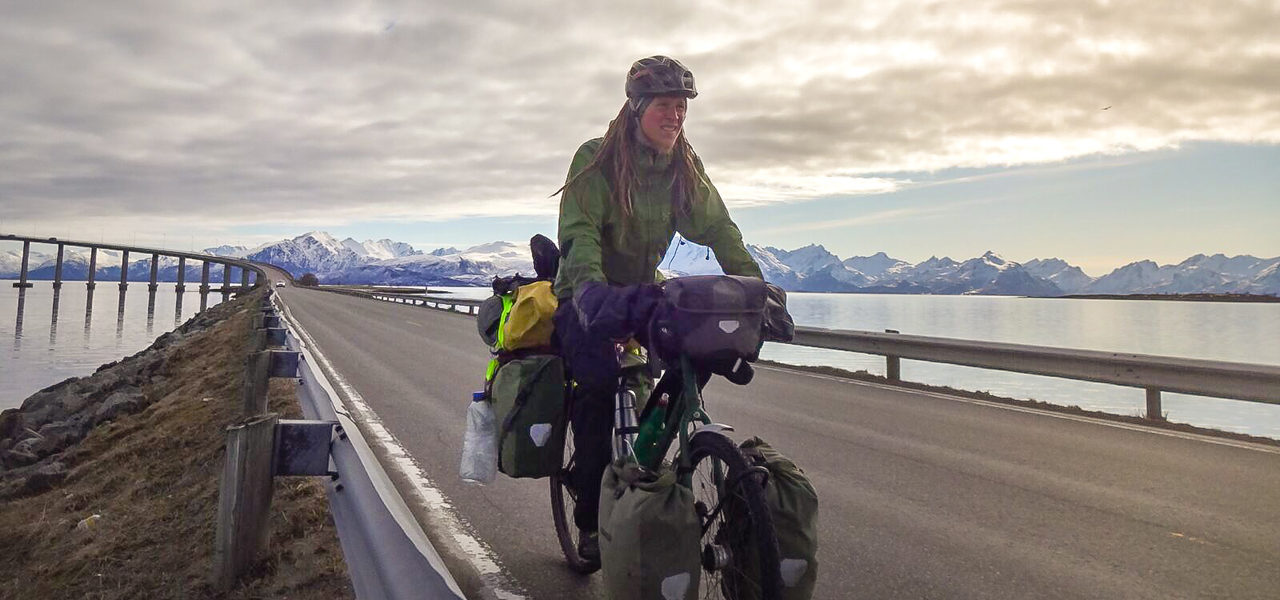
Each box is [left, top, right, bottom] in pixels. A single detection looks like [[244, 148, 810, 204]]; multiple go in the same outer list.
[[275, 281, 286, 288]]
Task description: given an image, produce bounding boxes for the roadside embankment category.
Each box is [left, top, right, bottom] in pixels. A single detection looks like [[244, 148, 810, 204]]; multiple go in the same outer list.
[[0, 290, 354, 598]]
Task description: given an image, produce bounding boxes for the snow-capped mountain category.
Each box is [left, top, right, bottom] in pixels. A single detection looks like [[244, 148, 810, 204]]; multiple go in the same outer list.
[[3, 232, 1276, 296], [1023, 258, 1093, 294]]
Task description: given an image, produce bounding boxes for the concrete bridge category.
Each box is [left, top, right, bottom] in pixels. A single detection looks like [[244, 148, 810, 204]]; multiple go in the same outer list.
[[2, 233, 258, 293]]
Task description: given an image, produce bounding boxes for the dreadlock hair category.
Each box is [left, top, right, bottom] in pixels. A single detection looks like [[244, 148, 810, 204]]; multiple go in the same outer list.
[[555, 100, 702, 222]]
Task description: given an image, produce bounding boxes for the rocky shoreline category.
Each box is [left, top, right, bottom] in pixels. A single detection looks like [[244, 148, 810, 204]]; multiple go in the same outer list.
[[0, 295, 244, 499]]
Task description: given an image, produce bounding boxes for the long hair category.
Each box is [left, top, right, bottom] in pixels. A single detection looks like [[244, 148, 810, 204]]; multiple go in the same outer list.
[[556, 101, 702, 221]]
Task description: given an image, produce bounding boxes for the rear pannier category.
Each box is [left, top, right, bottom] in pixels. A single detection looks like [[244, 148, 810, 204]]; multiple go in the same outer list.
[[489, 355, 566, 479]]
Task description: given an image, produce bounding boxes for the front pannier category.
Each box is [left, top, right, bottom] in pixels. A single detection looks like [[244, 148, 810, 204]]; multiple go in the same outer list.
[[650, 275, 768, 364], [599, 460, 702, 600]]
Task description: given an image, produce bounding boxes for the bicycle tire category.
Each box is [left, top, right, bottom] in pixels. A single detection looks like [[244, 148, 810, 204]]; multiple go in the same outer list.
[[550, 411, 600, 574], [685, 431, 784, 600]]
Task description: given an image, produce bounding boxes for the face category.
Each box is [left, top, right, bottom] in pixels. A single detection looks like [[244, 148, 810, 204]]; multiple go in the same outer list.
[[638, 95, 687, 154]]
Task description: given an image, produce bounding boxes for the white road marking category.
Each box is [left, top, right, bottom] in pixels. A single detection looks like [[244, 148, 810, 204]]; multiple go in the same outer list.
[[274, 294, 528, 600]]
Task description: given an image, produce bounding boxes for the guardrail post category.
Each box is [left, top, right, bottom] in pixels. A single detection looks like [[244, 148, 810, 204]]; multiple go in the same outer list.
[[1145, 388, 1164, 421], [884, 329, 901, 381], [214, 413, 279, 588]]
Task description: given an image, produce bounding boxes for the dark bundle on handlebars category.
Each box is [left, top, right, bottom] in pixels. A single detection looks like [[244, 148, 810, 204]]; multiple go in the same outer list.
[[572, 275, 795, 385]]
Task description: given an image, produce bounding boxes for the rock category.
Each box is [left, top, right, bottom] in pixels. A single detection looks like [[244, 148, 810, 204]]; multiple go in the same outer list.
[[0, 410, 24, 443], [93, 388, 146, 425], [20, 461, 68, 495], [2, 448, 40, 469]]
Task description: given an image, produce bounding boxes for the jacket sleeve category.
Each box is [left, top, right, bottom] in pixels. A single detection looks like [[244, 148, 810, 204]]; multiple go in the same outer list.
[[554, 141, 610, 300], [678, 158, 764, 279]]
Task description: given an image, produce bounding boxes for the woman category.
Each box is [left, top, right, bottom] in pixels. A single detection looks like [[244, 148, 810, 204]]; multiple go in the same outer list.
[[553, 55, 763, 569]]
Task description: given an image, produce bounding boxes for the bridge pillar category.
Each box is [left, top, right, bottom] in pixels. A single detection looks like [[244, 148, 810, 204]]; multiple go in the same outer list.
[[176, 257, 186, 292], [12, 240, 33, 288], [119, 250, 129, 290], [148, 252, 160, 291], [87, 247, 98, 289], [200, 261, 211, 293], [223, 263, 231, 294], [53, 243, 65, 289], [241, 267, 249, 289]]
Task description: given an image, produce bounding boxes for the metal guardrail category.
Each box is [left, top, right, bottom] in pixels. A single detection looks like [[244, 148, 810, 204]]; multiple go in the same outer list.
[[273, 292, 467, 600], [366, 292, 1280, 421]]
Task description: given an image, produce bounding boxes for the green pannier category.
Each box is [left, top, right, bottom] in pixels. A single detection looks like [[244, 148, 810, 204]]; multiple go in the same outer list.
[[737, 437, 819, 600], [599, 460, 702, 600], [489, 355, 566, 479]]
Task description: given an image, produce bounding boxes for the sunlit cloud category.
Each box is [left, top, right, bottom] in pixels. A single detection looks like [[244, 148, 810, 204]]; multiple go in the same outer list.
[[0, 0, 1277, 243]]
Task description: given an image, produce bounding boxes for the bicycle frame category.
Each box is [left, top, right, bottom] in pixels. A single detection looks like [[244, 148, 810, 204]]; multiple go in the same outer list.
[[631, 355, 719, 487]]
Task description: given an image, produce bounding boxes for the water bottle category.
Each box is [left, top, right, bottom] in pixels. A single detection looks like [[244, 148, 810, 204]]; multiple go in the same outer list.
[[612, 389, 640, 460], [460, 391, 498, 484], [633, 392, 669, 464]]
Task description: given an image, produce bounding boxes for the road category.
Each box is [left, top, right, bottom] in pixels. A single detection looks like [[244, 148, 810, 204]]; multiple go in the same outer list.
[[274, 281, 1280, 599]]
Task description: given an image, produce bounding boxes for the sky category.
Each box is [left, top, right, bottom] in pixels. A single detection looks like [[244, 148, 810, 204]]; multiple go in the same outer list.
[[1, 1, 1277, 276]]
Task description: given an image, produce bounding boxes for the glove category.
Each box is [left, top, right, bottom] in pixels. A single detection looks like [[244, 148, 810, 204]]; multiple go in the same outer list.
[[572, 281, 664, 343], [763, 283, 795, 342]]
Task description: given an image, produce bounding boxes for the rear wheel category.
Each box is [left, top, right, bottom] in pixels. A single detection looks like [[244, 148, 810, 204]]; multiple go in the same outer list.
[[684, 431, 783, 600], [550, 408, 599, 574]]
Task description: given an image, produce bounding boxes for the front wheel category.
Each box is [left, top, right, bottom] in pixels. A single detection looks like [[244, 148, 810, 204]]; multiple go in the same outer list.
[[684, 431, 783, 600]]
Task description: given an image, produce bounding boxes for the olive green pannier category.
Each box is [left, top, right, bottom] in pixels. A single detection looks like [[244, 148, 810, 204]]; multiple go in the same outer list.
[[599, 460, 702, 600], [731, 437, 819, 600], [489, 354, 566, 479]]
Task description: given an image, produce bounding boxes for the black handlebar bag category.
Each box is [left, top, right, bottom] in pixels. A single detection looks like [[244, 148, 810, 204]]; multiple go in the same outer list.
[[650, 275, 768, 365]]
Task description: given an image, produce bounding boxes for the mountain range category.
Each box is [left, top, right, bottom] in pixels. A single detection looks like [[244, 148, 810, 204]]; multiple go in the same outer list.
[[2, 232, 1277, 296]]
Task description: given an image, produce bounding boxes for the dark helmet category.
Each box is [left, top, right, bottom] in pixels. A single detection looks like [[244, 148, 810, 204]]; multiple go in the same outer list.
[[626, 56, 697, 108]]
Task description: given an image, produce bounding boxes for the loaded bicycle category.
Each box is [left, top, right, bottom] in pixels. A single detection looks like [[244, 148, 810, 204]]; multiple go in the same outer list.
[[550, 275, 794, 599]]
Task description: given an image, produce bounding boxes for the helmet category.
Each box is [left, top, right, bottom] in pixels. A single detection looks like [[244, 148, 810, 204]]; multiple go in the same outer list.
[[625, 56, 697, 104]]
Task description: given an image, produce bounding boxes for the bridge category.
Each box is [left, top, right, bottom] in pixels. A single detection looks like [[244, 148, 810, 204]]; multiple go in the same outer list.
[[5, 236, 1279, 599], [2, 233, 259, 293]]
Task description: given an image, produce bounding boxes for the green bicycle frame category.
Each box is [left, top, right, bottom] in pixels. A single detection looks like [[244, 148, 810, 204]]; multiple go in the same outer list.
[[631, 355, 714, 484]]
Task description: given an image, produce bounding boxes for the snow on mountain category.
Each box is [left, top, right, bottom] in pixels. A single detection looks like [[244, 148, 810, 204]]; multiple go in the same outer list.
[[1023, 258, 1094, 294], [842, 252, 911, 282], [335, 242, 533, 286], [1175, 254, 1277, 279], [1250, 263, 1280, 295], [1084, 260, 1163, 294], [203, 245, 249, 257], [430, 247, 461, 257], [771, 244, 843, 275], [746, 245, 802, 289]]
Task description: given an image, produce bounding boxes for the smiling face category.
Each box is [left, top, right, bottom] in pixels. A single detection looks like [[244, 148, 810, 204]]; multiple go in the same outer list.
[[637, 94, 687, 154]]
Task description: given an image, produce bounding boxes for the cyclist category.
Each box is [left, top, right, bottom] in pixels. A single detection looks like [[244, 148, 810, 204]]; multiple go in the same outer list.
[[552, 55, 764, 569]]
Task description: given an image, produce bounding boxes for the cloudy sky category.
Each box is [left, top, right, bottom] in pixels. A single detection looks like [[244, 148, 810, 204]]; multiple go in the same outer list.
[[1, 0, 1277, 274]]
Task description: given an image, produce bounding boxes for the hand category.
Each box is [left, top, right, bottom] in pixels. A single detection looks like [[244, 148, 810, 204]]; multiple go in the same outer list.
[[763, 283, 795, 342]]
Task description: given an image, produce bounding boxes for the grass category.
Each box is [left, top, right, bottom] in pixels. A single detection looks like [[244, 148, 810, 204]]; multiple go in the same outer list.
[[0, 291, 353, 599]]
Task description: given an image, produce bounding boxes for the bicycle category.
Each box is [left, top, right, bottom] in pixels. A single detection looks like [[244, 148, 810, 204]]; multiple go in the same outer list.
[[551, 346, 784, 599]]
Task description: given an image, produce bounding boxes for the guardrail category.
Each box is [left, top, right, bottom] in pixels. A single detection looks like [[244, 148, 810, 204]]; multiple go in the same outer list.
[[359, 290, 1280, 421]]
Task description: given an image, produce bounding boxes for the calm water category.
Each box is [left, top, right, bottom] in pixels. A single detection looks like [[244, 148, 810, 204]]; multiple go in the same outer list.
[[1, 280, 224, 407], [5, 283, 1278, 438]]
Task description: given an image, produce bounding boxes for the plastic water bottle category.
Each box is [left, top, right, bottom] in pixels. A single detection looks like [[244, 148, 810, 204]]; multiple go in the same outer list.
[[460, 391, 498, 484], [612, 389, 639, 460]]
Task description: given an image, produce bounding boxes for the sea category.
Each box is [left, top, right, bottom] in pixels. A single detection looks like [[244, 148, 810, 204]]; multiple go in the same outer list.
[[3, 281, 1278, 438]]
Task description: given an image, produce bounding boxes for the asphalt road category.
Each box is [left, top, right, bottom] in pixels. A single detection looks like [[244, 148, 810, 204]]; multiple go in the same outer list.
[[275, 282, 1280, 600]]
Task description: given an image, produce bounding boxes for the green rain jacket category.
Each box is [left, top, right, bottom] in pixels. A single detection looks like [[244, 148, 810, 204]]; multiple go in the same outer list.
[[554, 136, 763, 301]]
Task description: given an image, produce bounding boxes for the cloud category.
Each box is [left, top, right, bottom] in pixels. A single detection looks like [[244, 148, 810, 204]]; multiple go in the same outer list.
[[1, 0, 1277, 239]]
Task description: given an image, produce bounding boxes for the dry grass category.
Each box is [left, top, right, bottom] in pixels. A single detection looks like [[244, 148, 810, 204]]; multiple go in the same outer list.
[[0, 292, 353, 599]]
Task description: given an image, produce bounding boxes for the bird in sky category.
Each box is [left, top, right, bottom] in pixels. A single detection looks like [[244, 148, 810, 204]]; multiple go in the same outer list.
[[1101, 105, 1111, 110]]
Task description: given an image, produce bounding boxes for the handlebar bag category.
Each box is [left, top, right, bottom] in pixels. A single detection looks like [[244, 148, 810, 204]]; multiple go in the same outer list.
[[490, 354, 566, 479], [652, 275, 767, 364], [599, 460, 702, 600]]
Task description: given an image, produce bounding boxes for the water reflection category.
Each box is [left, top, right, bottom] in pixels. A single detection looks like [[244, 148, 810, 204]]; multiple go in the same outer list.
[[175, 292, 184, 328], [84, 286, 96, 341], [146, 289, 156, 337], [49, 289, 61, 345], [116, 290, 127, 340], [13, 288, 25, 348]]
